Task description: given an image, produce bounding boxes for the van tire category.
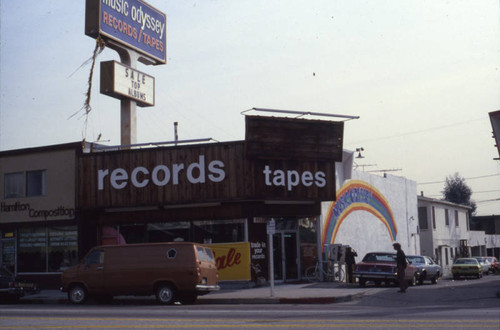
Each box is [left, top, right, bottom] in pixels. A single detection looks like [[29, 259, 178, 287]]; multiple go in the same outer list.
[[68, 285, 87, 304], [156, 284, 176, 305]]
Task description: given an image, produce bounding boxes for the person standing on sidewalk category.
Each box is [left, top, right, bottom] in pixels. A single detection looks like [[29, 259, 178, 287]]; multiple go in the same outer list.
[[393, 243, 407, 293], [345, 246, 357, 284]]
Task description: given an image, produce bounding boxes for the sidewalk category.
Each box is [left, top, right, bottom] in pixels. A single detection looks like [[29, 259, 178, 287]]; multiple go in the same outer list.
[[19, 281, 371, 305]]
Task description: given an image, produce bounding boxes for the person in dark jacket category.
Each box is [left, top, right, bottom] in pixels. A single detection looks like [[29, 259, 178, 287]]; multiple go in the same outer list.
[[345, 246, 358, 284], [393, 242, 408, 293]]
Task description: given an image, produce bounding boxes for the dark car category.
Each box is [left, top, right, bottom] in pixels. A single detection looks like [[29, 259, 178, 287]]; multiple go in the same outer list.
[[0, 266, 39, 302], [407, 255, 442, 285], [353, 252, 419, 288]]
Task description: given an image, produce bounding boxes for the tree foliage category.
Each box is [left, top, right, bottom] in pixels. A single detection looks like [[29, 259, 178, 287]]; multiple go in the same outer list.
[[442, 173, 477, 215]]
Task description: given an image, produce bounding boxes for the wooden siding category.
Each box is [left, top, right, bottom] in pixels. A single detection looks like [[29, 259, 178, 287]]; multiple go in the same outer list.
[[245, 116, 344, 161], [77, 141, 336, 209]]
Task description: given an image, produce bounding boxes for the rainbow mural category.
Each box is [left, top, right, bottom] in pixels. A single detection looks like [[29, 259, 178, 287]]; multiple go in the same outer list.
[[322, 180, 397, 257]]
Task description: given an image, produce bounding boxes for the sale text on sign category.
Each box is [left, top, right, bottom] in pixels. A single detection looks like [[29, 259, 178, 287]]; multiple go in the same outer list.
[[100, 60, 155, 107], [209, 242, 251, 281]]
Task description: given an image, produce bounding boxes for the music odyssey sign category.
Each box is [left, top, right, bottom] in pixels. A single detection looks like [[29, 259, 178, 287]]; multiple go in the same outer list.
[[85, 0, 166, 64]]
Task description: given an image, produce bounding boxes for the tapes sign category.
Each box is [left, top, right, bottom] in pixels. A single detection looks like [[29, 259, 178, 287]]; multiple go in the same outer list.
[[85, 0, 166, 64], [101, 61, 155, 107]]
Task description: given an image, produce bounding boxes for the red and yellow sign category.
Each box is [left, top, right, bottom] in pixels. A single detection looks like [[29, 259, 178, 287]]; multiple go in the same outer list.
[[209, 242, 251, 281]]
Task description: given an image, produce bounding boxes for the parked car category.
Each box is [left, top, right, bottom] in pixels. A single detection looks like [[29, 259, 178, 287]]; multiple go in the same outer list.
[[452, 258, 482, 280], [0, 266, 39, 302], [407, 255, 442, 285], [473, 257, 491, 274], [61, 242, 219, 305], [353, 252, 419, 288], [484, 257, 499, 274]]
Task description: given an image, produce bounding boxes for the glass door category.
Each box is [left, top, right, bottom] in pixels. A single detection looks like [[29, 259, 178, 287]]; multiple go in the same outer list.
[[283, 232, 298, 280], [272, 234, 283, 281], [272, 231, 299, 282]]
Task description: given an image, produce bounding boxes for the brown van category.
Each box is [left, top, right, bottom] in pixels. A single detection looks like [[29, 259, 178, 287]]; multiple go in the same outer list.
[[60, 242, 219, 304]]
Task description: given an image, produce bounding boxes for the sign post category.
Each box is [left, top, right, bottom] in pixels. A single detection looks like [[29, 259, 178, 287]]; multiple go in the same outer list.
[[85, 0, 166, 146], [266, 219, 275, 297]]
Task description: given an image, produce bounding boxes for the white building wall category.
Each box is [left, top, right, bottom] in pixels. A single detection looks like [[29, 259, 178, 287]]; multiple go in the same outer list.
[[417, 196, 472, 277], [321, 169, 418, 262]]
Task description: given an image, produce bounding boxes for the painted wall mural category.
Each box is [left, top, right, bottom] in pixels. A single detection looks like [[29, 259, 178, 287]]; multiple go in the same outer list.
[[322, 180, 398, 257]]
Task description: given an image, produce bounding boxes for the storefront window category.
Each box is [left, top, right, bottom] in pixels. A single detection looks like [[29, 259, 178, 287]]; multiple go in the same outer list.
[[298, 218, 316, 243], [18, 228, 47, 272], [120, 219, 246, 245], [298, 217, 317, 277], [119, 224, 147, 244], [147, 222, 190, 242], [192, 219, 245, 244], [1, 235, 16, 273], [15, 226, 78, 273], [48, 226, 78, 272]]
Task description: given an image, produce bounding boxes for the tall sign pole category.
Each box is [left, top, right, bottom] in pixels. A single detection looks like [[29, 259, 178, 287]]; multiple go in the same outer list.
[[115, 48, 139, 145], [85, 0, 166, 146]]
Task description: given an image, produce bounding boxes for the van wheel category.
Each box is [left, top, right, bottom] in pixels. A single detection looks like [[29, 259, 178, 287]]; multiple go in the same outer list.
[[180, 293, 198, 305], [68, 285, 87, 304], [156, 284, 176, 305]]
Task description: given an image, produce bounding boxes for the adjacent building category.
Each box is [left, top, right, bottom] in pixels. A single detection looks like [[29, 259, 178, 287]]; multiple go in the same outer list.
[[0, 142, 85, 287]]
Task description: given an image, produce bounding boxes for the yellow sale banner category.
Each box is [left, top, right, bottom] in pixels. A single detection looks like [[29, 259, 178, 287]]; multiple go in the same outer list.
[[208, 242, 251, 281]]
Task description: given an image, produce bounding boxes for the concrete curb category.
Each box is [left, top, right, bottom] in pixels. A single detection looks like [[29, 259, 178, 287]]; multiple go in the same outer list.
[[19, 292, 364, 305]]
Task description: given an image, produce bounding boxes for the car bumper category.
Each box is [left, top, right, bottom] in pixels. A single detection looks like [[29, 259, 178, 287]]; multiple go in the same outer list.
[[196, 284, 220, 292], [0, 286, 39, 296], [452, 270, 480, 275], [353, 271, 397, 281]]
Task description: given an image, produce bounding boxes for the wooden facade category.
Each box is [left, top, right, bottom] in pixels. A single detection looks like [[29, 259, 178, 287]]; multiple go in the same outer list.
[[77, 141, 336, 209], [245, 116, 344, 161]]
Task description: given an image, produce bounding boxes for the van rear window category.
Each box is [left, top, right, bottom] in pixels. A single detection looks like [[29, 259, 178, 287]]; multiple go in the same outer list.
[[196, 246, 215, 263], [204, 248, 215, 263], [196, 246, 207, 261]]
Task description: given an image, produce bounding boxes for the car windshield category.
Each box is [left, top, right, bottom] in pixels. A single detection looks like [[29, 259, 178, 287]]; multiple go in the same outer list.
[[362, 253, 396, 262], [455, 259, 477, 265], [407, 256, 424, 264]]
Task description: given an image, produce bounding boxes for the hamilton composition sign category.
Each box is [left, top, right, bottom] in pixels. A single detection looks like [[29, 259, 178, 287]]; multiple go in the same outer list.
[[86, 0, 166, 65]]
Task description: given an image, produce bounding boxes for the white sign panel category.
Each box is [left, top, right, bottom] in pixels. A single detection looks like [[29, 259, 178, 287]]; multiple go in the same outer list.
[[100, 60, 155, 107]]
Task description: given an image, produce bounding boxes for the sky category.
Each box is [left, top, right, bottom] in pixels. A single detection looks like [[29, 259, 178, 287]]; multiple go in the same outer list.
[[1, 0, 499, 216]]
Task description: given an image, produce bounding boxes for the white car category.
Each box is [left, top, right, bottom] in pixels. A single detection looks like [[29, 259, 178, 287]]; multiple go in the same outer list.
[[407, 255, 442, 284], [474, 257, 491, 274]]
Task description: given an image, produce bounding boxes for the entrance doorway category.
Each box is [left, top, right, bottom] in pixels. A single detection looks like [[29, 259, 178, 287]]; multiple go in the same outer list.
[[272, 231, 299, 282]]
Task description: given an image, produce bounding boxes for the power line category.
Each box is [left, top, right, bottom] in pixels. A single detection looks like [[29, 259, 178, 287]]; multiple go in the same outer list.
[[348, 117, 486, 145], [418, 173, 500, 185], [476, 198, 500, 204]]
